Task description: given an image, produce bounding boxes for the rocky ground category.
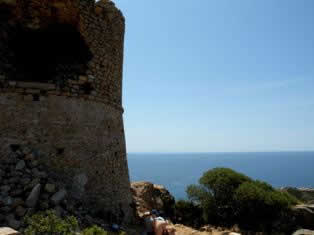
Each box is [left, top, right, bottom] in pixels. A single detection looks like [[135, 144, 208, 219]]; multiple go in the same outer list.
[[1, 147, 314, 234]]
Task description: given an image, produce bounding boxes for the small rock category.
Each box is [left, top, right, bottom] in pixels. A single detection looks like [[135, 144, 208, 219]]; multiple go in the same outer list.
[[44, 184, 56, 193], [20, 177, 31, 186], [85, 215, 93, 225], [25, 208, 36, 217], [4, 196, 13, 206], [15, 206, 26, 217], [36, 171, 47, 179], [22, 146, 32, 155], [1, 185, 11, 193], [54, 206, 64, 217], [15, 160, 25, 170], [51, 189, 67, 205], [30, 160, 39, 168], [8, 177, 19, 184], [24, 154, 34, 161], [0, 206, 11, 213], [28, 178, 40, 189], [10, 189, 24, 197], [11, 198, 24, 208], [39, 201, 49, 210], [26, 184, 41, 207], [8, 219, 21, 230], [41, 193, 50, 200], [5, 214, 14, 222]]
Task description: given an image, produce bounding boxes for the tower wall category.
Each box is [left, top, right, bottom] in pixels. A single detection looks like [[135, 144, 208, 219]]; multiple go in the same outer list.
[[0, 0, 132, 222]]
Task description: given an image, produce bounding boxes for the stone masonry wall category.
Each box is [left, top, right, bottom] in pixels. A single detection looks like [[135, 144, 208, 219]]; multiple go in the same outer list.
[[0, 0, 132, 223]]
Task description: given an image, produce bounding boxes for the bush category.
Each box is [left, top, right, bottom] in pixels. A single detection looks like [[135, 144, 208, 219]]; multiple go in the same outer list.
[[24, 210, 78, 235], [186, 168, 253, 225], [234, 182, 295, 230], [186, 168, 299, 231], [24, 210, 126, 235], [175, 200, 204, 228], [81, 225, 126, 235], [82, 225, 108, 235]]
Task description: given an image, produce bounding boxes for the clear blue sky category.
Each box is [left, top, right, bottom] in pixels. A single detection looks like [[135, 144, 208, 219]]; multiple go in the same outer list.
[[114, 0, 314, 153]]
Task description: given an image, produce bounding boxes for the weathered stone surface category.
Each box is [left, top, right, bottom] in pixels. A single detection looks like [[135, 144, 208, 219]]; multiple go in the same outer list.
[[44, 184, 56, 193], [15, 161, 25, 171], [3, 197, 12, 207], [0, 186, 10, 193], [292, 204, 314, 230], [51, 189, 67, 205], [6, 220, 19, 231], [131, 181, 175, 219], [0, 0, 132, 223], [4, 215, 18, 230], [11, 198, 23, 208], [25, 184, 41, 208], [14, 206, 26, 217]]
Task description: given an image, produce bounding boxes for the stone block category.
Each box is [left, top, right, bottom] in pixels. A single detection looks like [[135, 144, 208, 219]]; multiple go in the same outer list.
[[0, 227, 20, 235]]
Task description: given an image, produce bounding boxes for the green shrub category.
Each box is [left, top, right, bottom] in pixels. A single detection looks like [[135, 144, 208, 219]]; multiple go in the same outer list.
[[283, 187, 305, 202], [175, 200, 204, 228], [186, 168, 299, 231], [24, 210, 126, 235], [24, 210, 78, 235], [186, 167, 253, 225], [234, 181, 298, 231], [81, 225, 126, 235], [82, 225, 108, 235]]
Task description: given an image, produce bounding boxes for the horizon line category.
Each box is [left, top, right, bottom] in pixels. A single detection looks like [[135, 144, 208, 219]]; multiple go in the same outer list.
[[127, 150, 314, 154]]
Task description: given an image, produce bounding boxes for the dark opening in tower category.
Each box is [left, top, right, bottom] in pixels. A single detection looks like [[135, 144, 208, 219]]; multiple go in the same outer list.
[[9, 24, 92, 85]]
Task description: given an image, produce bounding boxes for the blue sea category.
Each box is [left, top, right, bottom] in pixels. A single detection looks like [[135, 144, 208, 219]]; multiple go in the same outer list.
[[128, 152, 314, 199]]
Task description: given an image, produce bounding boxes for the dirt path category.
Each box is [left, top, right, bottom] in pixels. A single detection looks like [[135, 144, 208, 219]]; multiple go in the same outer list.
[[172, 224, 239, 235]]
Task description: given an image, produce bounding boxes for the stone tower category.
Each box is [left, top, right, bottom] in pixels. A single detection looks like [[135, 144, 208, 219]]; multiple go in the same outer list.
[[0, 0, 132, 222]]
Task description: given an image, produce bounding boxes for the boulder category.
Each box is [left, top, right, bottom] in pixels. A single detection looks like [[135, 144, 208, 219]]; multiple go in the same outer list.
[[25, 184, 41, 207], [293, 229, 314, 235], [131, 181, 175, 219], [4, 215, 20, 230], [44, 183, 56, 193], [15, 206, 26, 217], [15, 161, 25, 171], [51, 189, 67, 205], [291, 204, 314, 230], [0, 227, 20, 235]]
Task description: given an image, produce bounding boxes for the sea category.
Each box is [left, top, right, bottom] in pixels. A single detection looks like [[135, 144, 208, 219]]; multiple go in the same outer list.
[[128, 152, 314, 199]]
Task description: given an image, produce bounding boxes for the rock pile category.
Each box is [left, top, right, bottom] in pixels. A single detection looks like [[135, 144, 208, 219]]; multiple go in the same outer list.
[[131, 181, 175, 220], [291, 204, 314, 230], [0, 146, 107, 231]]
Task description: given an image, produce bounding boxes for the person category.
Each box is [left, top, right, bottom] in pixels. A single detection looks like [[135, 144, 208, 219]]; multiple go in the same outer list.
[[152, 210, 175, 235], [143, 211, 155, 235], [153, 218, 175, 235], [142, 210, 176, 235]]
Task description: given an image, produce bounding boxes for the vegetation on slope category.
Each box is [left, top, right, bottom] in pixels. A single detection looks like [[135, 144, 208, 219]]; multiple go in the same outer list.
[[24, 210, 126, 235], [175, 167, 299, 233]]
